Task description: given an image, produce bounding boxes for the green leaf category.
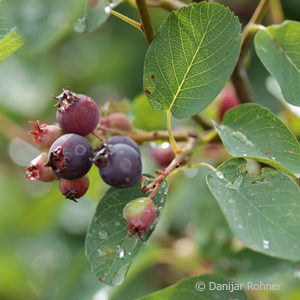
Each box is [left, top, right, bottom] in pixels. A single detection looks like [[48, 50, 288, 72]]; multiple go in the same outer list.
[[72, 0, 123, 33], [85, 178, 168, 286], [214, 103, 300, 177], [143, 2, 241, 119], [254, 21, 300, 106], [0, 0, 23, 61], [207, 158, 300, 261], [139, 274, 248, 300], [133, 94, 166, 131], [0, 28, 23, 62]]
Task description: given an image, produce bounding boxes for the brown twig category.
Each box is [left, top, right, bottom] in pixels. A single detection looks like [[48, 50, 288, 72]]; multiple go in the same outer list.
[[136, 0, 155, 44], [230, 0, 270, 104], [192, 113, 213, 130]]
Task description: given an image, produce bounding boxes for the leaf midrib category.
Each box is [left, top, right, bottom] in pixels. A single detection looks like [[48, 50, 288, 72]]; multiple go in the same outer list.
[[267, 29, 300, 74], [167, 7, 213, 114]]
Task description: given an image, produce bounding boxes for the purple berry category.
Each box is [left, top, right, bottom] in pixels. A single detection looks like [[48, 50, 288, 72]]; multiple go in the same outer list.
[[55, 89, 100, 136], [94, 143, 142, 188], [123, 197, 156, 241], [28, 121, 62, 150], [107, 135, 140, 156], [47, 134, 93, 180], [59, 176, 89, 202], [26, 153, 57, 182]]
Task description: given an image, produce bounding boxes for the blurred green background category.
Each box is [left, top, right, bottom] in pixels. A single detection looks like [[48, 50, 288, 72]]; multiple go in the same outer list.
[[1, 0, 300, 299]]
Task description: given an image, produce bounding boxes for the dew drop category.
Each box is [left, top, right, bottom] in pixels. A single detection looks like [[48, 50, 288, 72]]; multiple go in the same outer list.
[[238, 224, 243, 229], [104, 4, 112, 14], [248, 212, 252, 216], [116, 247, 124, 259], [228, 199, 234, 204], [114, 221, 120, 226], [263, 239, 269, 249], [216, 171, 224, 179], [98, 229, 108, 240]]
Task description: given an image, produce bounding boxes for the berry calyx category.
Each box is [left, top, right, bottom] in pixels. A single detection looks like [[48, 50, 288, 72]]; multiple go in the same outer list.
[[28, 121, 62, 149], [150, 142, 174, 167], [100, 113, 132, 132], [26, 153, 57, 182], [59, 176, 89, 202], [55, 89, 100, 136], [123, 197, 156, 241], [47, 134, 94, 180], [94, 143, 142, 188]]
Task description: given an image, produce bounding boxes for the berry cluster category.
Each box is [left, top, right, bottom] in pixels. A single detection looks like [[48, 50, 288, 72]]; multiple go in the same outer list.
[[26, 89, 162, 239]]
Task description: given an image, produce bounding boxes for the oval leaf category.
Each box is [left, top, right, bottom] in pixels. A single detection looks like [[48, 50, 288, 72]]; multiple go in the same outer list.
[[254, 21, 300, 106], [85, 178, 168, 286], [139, 274, 248, 300], [214, 103, 300, 177], [144, 2, 241, 119], [207, 158, 300, 261]]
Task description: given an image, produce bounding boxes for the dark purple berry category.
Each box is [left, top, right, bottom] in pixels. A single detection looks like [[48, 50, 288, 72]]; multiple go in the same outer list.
[[123, 197, 156, 241], [107, 135, 140, 156], [26, 153, 57, 182], [47, 134, 93, 180], [100, 113, 132, 131], [95, 143, 142, 188], [28, 121, 62, 150], [55, 89, 100, 136], [59, 176, 89, 202]]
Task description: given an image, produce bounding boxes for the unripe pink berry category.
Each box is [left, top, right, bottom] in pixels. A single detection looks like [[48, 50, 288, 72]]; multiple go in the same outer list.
[[219, 85, 239, 121], [55, 89, 100, 136], [150, 143, 175, 168], [100, 113, 132, 131], [28, 121, 62, 150], [123, 197, 156, 241], [26, 153, 57, 182], [59, 176, 89, 202]]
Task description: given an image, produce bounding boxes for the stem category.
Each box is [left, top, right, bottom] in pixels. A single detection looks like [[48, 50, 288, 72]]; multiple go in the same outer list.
[[230, 0, 270, 104], [167, 110, 181, 154], [92, 130, 104, 142], [98, 125, 199, 143], [146, 0, 186, 11], [144, 129, 218, 197], [145, 137, 196, 193], [110, 10, 143, 32], [136, 0, 155, 44], [168, 162, 217, 178], [192, 113, 213, 130]]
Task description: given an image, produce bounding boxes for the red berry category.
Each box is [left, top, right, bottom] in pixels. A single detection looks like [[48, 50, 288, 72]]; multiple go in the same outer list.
[[59, 176, 89, 202], [26, 153, 57, 182], [55, 89, 100, 136], [28, 121, 62, 150], [123, 197, 156, 241], [219, 85, 239, 121], [150, 143, 174, 168], [101, 113, 132, 131]]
